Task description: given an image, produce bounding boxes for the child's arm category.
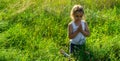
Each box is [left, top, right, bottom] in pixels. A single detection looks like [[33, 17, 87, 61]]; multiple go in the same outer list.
[[68, 24, 80, 39], [81, 22, 90, 37]]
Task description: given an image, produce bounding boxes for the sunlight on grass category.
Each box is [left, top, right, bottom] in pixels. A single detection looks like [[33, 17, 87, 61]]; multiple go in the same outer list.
[[0, 0, 120, 61]]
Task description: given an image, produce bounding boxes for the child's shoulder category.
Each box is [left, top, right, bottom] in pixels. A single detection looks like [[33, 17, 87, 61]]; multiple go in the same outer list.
[[68, 21, 73, 26], [81, 20, 86, 23]]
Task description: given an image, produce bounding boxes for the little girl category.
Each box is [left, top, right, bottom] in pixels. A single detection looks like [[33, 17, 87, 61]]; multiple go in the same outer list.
[[68, 5, 90, 60]]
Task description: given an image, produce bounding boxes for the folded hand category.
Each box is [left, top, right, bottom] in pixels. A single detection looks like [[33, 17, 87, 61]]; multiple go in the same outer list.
[[77, 23, 83, 32]]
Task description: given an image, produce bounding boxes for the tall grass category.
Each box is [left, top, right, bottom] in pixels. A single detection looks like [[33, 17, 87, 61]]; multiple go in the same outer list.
[[0, 0, 120, 61]]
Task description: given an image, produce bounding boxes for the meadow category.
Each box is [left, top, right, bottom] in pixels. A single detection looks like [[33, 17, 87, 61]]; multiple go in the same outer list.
[[0, 0, 120, 61]]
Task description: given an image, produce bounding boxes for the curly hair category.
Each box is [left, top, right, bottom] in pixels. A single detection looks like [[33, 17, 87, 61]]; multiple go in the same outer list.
[[70, 5, 84, 20]]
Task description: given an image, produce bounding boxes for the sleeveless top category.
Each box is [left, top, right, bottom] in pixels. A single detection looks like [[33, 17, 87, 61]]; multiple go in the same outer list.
[[70, 20, 86, 45]]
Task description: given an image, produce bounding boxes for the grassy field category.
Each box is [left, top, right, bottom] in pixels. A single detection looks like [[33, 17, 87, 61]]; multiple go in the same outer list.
[[0, 0, 120, 61]]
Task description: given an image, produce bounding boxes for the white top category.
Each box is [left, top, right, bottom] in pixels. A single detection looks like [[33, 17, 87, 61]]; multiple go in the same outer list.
[[70, 20, 86, 45]]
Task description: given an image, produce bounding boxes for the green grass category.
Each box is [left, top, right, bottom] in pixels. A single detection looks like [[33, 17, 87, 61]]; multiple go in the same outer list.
[[0, 0, 120, 61]]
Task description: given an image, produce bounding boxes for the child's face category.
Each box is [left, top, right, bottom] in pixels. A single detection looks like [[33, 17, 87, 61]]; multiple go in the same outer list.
[[74, 12, 83, 21]]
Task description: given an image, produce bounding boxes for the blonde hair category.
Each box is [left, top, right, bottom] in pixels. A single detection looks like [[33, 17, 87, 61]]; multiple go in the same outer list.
[[70, 5, 85, 20]]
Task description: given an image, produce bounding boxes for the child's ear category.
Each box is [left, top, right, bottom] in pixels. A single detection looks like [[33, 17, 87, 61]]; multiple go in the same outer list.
[[82, 15, 86, 21]]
